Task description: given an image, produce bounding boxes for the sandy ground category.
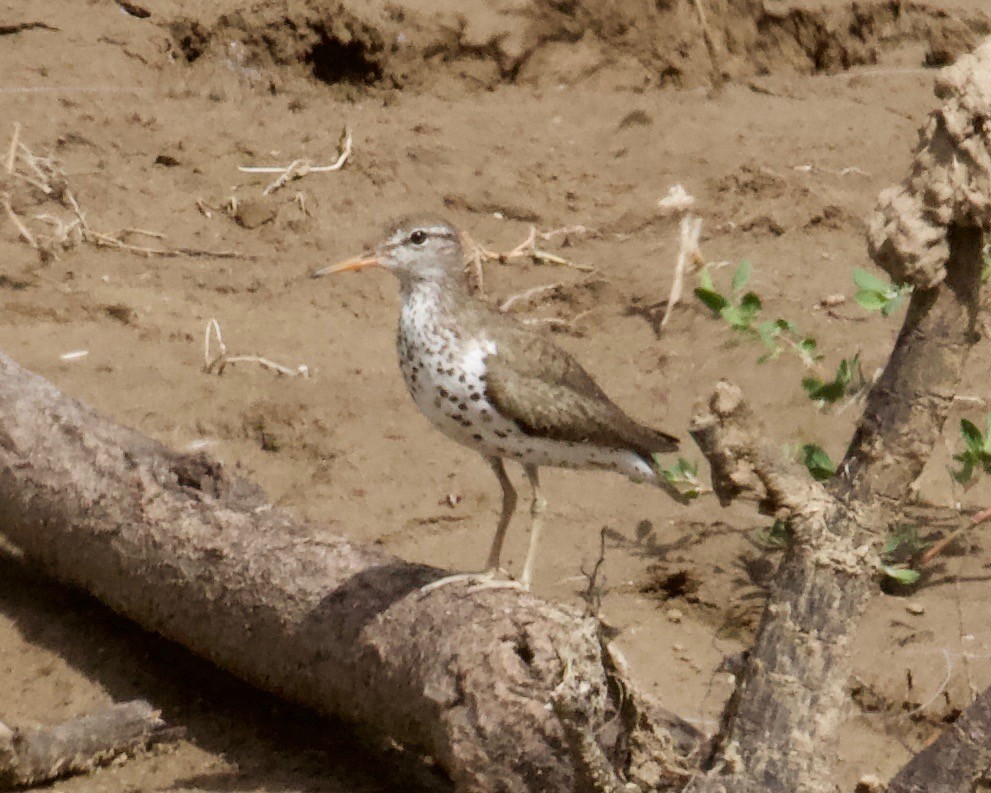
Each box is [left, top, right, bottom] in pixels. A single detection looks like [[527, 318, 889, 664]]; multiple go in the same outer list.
[[3, 0, 991, 790]]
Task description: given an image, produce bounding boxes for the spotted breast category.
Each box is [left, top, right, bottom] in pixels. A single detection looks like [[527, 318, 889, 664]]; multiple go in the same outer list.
[[397, 281, 659, 483]]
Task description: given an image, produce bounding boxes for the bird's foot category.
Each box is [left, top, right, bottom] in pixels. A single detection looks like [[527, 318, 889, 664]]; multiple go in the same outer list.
[[417, 568, 523, 596]]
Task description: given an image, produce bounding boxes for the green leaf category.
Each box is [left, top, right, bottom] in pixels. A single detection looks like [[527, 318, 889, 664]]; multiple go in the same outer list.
[[757, 320, 779, 349], [802, 376, 825, 398], [852, 268, 889, 293], [732, 260, 752, 293], [796, 337, 820, 364], [656, 456, 702, 501], [855, 289, 888, 312], [695, 287, 729, 314], [720, 306, 744, 328], [739, 292, 762, 317], [800, 444, 835, 481], [803, 355, 857, 403], [753, 519, 789, 549], [881, 565, 921, 586], [952, 452, 975, 484], [698, 267, 716, 293], [961, 419, 984, 453], [881, 525, 929, 559], [881, 534, 902, 557]]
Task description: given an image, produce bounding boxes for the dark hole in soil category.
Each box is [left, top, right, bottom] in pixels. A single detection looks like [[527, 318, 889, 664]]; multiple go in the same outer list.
[[168, 21, 208, 62], [514, 636, 535, 666], [306, 35, 381, 85]]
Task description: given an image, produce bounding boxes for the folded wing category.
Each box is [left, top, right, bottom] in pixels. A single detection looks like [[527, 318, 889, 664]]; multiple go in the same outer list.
[[483, 329, 679, 461]]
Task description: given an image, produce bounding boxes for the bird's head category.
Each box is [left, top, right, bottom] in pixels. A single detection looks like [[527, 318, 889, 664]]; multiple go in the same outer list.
[[313, 215, 465, 289]]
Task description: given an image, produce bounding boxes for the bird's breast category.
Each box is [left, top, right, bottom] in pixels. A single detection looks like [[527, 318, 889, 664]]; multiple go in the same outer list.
[[396, 302, 509, 445]]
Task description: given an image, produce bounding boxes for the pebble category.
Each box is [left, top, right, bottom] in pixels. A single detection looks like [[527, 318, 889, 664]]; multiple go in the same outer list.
[[666, 608, 683, 624], [906, 602, 925, 615]]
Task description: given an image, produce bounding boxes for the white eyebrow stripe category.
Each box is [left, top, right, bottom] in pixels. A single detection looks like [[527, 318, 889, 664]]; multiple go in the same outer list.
[[387, 225, 455, 245]]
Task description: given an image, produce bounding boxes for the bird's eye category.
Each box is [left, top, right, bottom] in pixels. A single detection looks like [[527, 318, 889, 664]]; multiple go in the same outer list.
[[409, 230, 427, 245]]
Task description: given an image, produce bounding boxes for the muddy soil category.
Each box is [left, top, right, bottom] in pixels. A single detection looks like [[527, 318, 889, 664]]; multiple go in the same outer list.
[[2, 0, 991, 790]]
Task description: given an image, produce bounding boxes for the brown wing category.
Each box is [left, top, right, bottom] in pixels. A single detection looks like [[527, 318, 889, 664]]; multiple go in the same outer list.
[[482, 322, 679, 460]]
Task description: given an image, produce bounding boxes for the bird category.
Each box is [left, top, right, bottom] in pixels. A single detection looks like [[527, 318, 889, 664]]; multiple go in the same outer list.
[[313, 215, 679, 590]]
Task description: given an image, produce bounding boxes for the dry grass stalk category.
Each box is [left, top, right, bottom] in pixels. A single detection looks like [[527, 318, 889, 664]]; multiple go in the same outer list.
[[464, 225, 596, 274], [239, 126, 353, 195], [3, 125, 253, 261], [691, 0, 724, 88], [4, 121, 19, 173], [203, 318, 310, 378], [657, 185, 704, 330], [2, 194, 39, 249], [519, 310, 592, 333], [460, 230, 488, 295], [499, 281, 572, 313]]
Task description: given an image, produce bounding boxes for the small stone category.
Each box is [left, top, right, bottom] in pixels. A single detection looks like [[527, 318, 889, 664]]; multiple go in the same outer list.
[[666, 608, 683, 624], [906, 602, 925, 615], [234, 197, 278, 229], [855, 773, 886, 792], [671, 643, 684, 653]]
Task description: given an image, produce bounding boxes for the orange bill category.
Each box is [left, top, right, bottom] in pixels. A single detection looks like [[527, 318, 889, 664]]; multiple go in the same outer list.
[[311, 254, 379, 278]]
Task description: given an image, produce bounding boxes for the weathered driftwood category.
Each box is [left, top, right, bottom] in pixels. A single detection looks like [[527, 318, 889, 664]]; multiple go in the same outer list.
[[0, 700, 178, 789], [887, 681, 991, 793], [0, 350, 701, 792], [685, 41, 991, 793]]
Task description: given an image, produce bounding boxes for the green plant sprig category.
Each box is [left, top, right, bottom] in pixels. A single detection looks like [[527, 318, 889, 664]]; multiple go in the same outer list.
[[852, 268, 912, 316], [695, 262, 820, 367], [951, 414, 991, 484], [654, 456, 704, 501], [799, 443, 836, 481], [802, 353, 866, 405], [878, 525, 931, 586], [695, 261, 763, 332]]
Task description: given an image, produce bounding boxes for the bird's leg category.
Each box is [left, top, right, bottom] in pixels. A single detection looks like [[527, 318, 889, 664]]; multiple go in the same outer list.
[[485, 457, 518, 574], [520, 465, 547, 591], [417, 458, 521, 596]]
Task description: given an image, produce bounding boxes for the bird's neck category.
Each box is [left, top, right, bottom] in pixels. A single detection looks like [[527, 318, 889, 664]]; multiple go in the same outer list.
[[399, 276, 466, 315]]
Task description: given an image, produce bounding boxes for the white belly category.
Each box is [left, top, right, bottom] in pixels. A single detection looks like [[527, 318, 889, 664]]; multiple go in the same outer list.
[[397, 295, 656, 483]]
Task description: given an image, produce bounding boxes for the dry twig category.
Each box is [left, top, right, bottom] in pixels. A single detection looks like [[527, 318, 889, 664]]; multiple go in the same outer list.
[[4, 122, 18, 174], [239, 126, 352, 195], [2, 194, 38, 249], [690, 0, 723, 88], [519, 310, 592, 333], [656, 185, 704, 330], [2, 126, 253, 261], [464, 226, 595, 273], [917, 506, 991, 568], [203, 318, 310, 378]]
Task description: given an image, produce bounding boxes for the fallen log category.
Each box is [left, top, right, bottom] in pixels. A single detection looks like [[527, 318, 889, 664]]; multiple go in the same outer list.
[[0, 700, 179, 789], [0, 350, 696, 791]]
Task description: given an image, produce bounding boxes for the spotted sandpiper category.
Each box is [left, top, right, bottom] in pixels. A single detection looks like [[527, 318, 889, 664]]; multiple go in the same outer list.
[[314, 215, 679, 589]]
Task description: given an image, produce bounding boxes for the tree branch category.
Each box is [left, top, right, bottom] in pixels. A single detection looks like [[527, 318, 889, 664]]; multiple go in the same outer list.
[[887, 682, 991, 793], [688, 38, 991, 793], [690, 381, 830, 516], [0, 701, 179, 789]]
